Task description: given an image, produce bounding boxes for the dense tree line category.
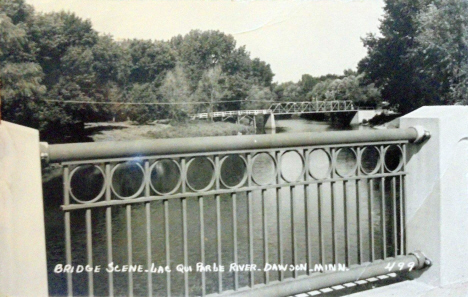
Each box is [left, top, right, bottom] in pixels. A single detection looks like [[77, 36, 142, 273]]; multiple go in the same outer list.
[[270, 71, 381, 108], [2, 0, 467, 141], [0, 0, 275, 140]]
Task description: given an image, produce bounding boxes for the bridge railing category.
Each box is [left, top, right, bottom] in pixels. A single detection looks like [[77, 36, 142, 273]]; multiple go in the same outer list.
[[190, 100, 358, 120], [41, 128, 430, 297], [268, 100, 356, 114], [192, 110, 270, 120]]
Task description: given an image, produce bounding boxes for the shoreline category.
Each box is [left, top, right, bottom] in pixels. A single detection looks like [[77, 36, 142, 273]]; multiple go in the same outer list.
[[86, 120, 256, 142]]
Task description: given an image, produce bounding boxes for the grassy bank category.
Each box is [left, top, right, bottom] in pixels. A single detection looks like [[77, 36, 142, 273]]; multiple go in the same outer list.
[[89, 120, 255, 142], [43, 121, 255, 180]]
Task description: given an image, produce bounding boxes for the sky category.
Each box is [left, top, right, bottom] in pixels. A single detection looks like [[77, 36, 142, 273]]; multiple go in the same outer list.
[[25, 0, 385, 83]]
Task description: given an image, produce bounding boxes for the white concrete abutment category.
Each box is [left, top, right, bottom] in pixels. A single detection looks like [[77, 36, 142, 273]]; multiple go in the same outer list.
[[264, 112, 276, 130], [0, 121, 48, 297], [401, 106, 468, 287], [351, 106, 468, 296]]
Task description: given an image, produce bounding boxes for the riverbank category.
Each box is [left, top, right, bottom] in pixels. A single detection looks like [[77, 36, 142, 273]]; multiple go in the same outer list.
[[42, 120, 255, 182], [88, 120, 255, 142]]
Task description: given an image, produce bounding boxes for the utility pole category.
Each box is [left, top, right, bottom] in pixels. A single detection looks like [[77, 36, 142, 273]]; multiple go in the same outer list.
[[210, 89, 214, 122]]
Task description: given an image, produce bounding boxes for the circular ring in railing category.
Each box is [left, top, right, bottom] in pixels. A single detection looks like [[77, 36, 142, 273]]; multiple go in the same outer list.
[[251, 152, 277, 186], [335, 147, 358, 178], [219, 155, 248, 189], [360, 146, 382, 175], [150, 159, 182, 195], [69, 165, 106, 204], [280, 150, 305, 182], [308, 149, 332, 180], [110, 161, 146, 199], [186, 157, 216, 192], [384, 145, 404, 172]]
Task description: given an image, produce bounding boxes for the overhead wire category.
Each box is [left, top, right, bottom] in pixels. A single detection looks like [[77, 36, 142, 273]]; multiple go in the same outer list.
[[42, 99, 282, 105]]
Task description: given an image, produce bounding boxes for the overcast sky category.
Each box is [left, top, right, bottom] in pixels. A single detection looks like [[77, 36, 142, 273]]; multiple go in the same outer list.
[[25, 0, 385, 83]]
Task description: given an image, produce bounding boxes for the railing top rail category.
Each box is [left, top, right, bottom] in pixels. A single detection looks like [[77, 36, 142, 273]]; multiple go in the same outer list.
[[42, 127, 428, 163]]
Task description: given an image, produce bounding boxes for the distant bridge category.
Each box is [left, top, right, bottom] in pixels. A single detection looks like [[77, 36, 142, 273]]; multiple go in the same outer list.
[[191, 100, 357, 120], [190, 100, 372, 128]]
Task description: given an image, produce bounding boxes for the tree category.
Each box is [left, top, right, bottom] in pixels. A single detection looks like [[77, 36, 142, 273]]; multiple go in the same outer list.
[[123, 39, 176, 85], [1, 0, 279, 140], [358, 0, 430, 113], [28, 11, 99, 87], [243, 85, 276, 110], [92, 35, 130, 86], [192, 65, 229, 116], [357, 0, 468, 112], [310, 79, 333, 101], [123, 83, 163, 123], [412, 0, 468, 104], [281, 82, 302, 102], [299, 74, 318, 98], [323, 74, 381, 106], [0, 11, 45, 127], [171, 30, 237, 88], [171, 30, 273, 92], [159, 63, 192, 121], [47, 46, 105, 124], [2, 0, 34, 24], [249, 58, 274, 87], [0, 62, 46, 126]]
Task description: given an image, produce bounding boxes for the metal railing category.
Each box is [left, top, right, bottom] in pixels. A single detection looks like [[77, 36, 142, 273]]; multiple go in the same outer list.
[[42, 128, 429, 297], [191, 110, 270, 120], [268, 100, 356, 115], [190, 100, 357, 120]]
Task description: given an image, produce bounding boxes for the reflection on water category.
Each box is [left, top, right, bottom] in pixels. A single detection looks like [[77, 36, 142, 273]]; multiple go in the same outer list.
[[268, 118, 366, 134], [44, 119, 401, 296]]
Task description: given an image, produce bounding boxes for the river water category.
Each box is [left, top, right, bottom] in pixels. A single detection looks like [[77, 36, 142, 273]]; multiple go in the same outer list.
[[44, 118, 396, 296]]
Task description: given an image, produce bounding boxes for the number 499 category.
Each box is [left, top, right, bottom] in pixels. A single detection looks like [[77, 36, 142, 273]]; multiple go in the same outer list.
[[384, 262, 415, 272]]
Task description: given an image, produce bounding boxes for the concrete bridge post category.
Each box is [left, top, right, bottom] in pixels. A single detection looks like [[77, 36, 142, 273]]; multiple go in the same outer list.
[[0, 121, 49, 297], [264, 112, 276, 130], [400, 106, 468, 287], [252, 115, 257, 133]]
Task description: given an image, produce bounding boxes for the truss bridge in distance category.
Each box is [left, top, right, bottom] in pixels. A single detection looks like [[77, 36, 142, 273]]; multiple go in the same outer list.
[[191, 100, 378, 128]]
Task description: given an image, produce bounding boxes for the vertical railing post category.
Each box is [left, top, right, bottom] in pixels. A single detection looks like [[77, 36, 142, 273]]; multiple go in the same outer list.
[[0, 121, 49, 296]]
